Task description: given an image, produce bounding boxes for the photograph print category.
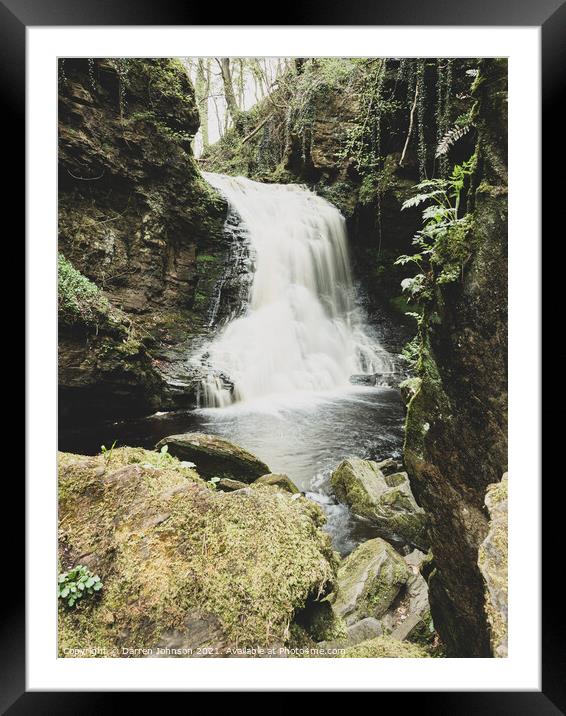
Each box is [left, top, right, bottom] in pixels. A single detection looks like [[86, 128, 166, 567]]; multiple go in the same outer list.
[[57, 56, 507, 659]]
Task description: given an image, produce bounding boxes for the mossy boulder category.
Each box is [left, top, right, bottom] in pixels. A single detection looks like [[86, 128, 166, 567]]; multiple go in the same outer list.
[[58, 446, 338, 657], [331, 458, 427, 549], [478, 473, 508, 657], [338, 636, 430, 658], [331, 538, 409, 625], [155, 433, 270, 483], [253, 473, 300, 494]]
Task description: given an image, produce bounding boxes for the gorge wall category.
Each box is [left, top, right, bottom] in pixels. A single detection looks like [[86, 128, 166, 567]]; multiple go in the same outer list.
[[58, 59, 228, 425], [403, 59, 508, 656]]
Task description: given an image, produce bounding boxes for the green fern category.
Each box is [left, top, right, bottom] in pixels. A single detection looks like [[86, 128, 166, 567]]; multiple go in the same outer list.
[[435, 123, 472, 158]]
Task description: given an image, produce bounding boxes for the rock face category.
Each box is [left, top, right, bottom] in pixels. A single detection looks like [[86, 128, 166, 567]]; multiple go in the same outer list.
[[58, 446, 338, 656], [478, 474, 508, 657], [155, 433, 270, 483], [58, 59, 228, 425], [403, 59, 508, 656], [331, 538, 409, 625], [331, 458, 427, 549]]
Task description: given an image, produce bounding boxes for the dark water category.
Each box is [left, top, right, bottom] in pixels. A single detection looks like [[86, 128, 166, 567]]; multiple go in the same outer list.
[[59, 386, 405, 555]]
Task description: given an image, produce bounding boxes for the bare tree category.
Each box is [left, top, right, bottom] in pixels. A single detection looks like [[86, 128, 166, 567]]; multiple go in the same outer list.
[[195, 58, 211, 148], [216, 58, 240, 125]]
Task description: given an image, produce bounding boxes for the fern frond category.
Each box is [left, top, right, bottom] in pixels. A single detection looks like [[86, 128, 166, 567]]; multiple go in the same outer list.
[[401, 190, 444, 210], [435, 123, 472, 158]]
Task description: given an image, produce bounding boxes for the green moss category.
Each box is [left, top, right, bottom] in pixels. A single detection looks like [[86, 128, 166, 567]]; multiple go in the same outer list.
[[58, 448, 338, 656], [338, 636, 430, 658]]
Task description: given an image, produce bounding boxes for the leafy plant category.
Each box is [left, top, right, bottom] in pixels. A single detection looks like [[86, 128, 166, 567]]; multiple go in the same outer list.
[[435, 122, 471, 158], [58, 565, 103, 608], [395, 156, 476, 298], [101, 440, 117, 467], [58, 253, 109, 327]]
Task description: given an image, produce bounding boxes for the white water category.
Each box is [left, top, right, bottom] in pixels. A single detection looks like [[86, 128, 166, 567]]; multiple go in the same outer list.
[[196, 173, 393, 407]]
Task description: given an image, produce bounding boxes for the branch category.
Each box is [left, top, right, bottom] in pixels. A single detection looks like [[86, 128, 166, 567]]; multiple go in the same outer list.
[[66, 168, 105, 181], [399, 84, 419, 168], [241, 114, 273, 144]]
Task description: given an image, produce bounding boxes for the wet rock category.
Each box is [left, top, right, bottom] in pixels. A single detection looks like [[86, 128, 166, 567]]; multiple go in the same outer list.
[[332, 538, 409, 625], [155, 432, 270, 483], [331, 458, 427, 549], [478, 473, 508, 657]]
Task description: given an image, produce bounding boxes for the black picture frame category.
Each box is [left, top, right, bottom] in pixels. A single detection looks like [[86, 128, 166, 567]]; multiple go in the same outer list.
[[11, 0, 556, 708]]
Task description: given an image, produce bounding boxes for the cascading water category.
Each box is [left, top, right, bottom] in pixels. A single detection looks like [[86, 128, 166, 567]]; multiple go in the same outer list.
[[196, 173, 394, 407]]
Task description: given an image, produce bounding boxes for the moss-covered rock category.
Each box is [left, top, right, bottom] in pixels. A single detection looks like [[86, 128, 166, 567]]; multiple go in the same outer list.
[[155, 433, 270, 483], [253, 473, 300, 494], [331, 458, 427, 549], [331, 538, 409, 625], [338, 636, 430, 658], [478, 473, 508, 657], [58, 446, 338, 657]]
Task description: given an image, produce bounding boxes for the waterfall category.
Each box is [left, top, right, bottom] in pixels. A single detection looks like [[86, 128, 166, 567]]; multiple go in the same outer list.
[[195, 173, 393, 407]]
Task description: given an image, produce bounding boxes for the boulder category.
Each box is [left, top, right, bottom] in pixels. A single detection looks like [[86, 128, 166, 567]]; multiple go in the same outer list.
[[253, 473, 300, 494], [332, 538, 409, 625], [478, 473, 508, 657], [331, 458, 427, 548], [155, 433, 270, 483], [58, 447, 337, 657]]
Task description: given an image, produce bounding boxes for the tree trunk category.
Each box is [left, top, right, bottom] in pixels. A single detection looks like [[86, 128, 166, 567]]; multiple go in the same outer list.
[[195, 58, 210, 148], [218, 58, 239, 125]]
